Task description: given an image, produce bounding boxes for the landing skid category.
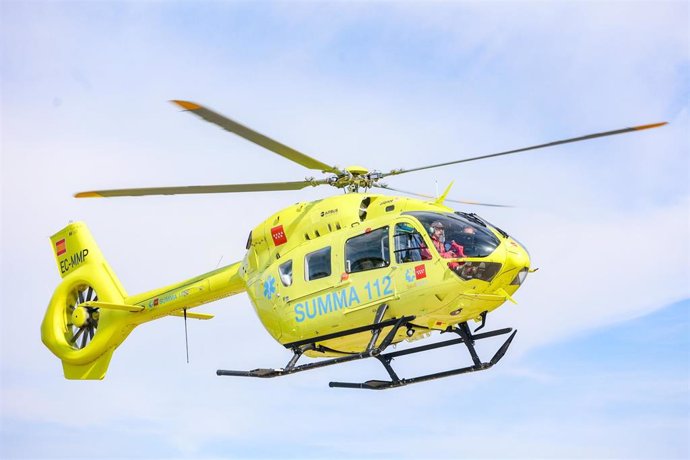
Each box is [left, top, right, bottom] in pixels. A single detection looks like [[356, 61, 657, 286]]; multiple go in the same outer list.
[[216, 305, 517, 390], [330, 325, 516, 390]]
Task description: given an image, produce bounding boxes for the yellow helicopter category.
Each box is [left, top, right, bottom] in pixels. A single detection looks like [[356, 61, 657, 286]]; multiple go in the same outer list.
[[41, 100, 666, 389]]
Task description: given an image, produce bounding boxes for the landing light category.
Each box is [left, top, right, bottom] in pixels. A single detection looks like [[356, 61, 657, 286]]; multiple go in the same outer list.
[[511, 268, 529, 286]]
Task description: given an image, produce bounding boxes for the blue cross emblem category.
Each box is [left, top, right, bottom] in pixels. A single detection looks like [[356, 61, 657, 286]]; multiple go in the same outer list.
[[263, 275, 276, 300]]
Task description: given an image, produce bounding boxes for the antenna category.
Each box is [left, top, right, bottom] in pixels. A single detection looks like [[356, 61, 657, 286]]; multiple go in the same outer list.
[[183, 308, 190, 364]]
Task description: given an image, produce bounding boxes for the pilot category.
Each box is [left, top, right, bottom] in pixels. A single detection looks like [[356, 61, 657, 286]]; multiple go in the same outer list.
[[425, 221, 467, 259]]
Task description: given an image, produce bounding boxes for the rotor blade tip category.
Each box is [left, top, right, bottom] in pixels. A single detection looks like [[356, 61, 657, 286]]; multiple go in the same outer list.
[[633, 122, 668, 131], [74, 192, 102, 198], [171, 100, 201, 111]]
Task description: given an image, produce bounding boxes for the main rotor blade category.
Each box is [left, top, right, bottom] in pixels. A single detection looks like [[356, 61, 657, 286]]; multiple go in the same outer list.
[[171, 100, 343, 175], [383, 122, 668, 178], [374, 184, 512, 208], [75, 179, 328, 198]]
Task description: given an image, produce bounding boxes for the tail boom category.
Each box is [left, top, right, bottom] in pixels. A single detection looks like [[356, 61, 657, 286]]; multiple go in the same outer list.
[[124, 263, 245, 322]]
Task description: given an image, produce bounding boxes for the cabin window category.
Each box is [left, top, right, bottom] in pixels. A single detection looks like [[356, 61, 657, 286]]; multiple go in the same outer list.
[[393, 223, 432, 263], [345, 227, 390, 273], [279, 260, 293, 287], [305, 247, 331, 281]]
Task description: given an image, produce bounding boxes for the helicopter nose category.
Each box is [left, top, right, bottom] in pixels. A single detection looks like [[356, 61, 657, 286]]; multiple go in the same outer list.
[[504, 240, 531, 286]]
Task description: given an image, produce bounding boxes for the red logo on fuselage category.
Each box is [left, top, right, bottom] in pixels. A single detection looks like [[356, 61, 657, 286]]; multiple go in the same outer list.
[[56, 239, 66, 256], [415, 264, 426, 280], [271, 225, 287, 246]]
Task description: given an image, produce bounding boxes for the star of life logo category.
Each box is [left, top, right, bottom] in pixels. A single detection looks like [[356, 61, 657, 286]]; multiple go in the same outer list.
[[263, 275, 277, 300]]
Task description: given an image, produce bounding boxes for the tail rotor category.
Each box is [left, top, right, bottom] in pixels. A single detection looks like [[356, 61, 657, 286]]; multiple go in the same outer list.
[[67, 285, 100, 349]]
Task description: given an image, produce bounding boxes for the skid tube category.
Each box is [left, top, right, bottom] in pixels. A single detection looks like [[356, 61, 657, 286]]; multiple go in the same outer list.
[[216, 305, 517, 390], [330, 325, 517, 390]]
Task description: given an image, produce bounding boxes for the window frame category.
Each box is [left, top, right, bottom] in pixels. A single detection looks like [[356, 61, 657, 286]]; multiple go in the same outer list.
[[393, 221, 432, 264]]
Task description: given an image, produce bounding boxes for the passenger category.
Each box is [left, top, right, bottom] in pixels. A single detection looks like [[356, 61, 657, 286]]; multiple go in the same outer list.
[[462, 225, 476, 235], [424, 221, 467, 259]]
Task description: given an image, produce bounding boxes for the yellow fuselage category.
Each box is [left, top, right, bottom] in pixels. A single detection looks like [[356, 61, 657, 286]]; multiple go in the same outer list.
[[242, 193, 530, 356]]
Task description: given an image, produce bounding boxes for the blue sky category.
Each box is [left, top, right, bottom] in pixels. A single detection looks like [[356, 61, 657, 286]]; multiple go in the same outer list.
[[1, 1, 688, 459]]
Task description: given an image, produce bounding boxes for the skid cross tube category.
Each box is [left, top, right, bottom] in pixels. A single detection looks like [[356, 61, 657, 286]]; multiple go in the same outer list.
[[329, 325, 517, 390], [282, 314, 412, 349], [216, 313, 414, 379]]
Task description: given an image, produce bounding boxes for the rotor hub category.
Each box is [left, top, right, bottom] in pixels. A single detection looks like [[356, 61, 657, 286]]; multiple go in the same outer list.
[[68, 285, 100, 349], [345, 165, 369, 176], [71, 307, 90, 327], [330, 167, 385, 193]]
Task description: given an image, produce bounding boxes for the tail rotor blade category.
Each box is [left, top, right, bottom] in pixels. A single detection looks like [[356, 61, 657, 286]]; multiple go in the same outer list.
[[71, 327, 85, 344]]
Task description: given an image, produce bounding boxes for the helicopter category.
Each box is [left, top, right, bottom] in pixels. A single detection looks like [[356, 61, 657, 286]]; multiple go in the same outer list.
[[41, 100, 666, 389]]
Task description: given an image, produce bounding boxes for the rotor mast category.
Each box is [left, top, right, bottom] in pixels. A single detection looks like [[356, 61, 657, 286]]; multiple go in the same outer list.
[[330, 166, 385, 193]]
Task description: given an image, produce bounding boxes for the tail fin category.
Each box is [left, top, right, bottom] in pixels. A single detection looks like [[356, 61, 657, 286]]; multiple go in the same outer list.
[[42, 222, 130, 379], [49, 222, 127, 291]]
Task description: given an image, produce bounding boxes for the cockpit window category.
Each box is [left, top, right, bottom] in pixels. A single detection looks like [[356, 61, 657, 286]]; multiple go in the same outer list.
[[404, 211, 500, 258]]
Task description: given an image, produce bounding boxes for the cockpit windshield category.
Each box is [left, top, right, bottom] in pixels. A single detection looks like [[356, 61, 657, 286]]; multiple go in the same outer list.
[[405, 211, 501, 258]]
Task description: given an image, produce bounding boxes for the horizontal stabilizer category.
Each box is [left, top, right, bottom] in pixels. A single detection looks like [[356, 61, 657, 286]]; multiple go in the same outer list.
[[170, 310, 214, 320], [81, 301, 144, 312]]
